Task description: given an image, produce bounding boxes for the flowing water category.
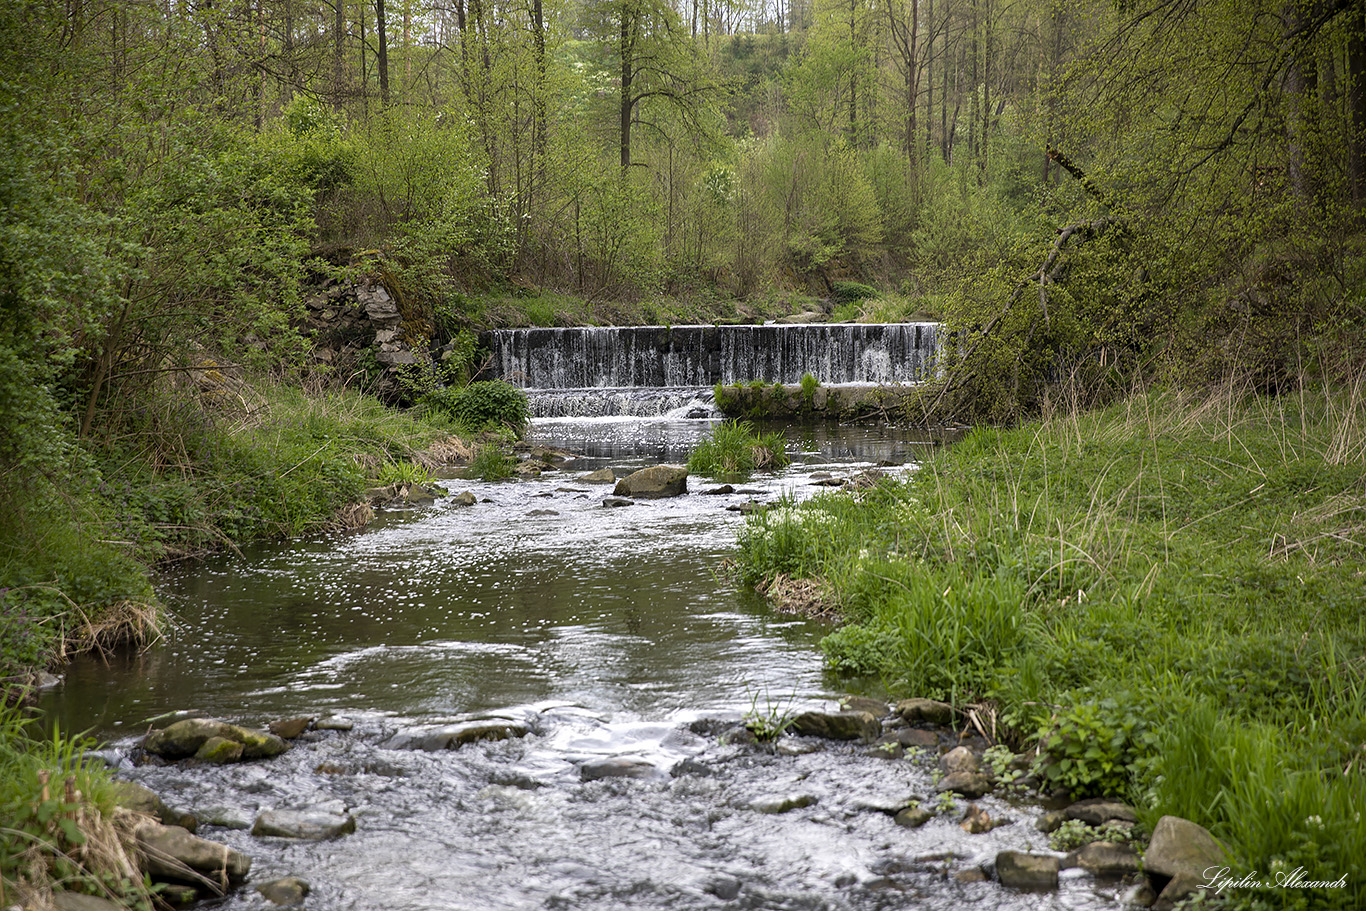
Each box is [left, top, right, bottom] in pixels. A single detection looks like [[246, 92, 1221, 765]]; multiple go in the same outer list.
[[44, 418, 1128, 911]]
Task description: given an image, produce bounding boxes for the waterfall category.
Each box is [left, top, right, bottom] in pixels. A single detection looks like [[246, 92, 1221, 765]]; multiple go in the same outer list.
[[483, 323, 937, 387]]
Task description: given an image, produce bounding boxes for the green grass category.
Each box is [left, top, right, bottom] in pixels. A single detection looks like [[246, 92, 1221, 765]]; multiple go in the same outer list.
[[687, 420, 790, 479], [736, 382, 1366, 909], [0, 702, 150, 909]]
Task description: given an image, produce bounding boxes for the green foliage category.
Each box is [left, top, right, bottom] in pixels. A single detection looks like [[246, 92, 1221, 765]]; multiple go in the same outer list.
[[743, 689, 797, 743], [830, 282, 878, 305], [465, 445, 516, 481], [425, 380, 529, 434], [800, 373, 819, 406], [1048, 818, 1144, 853], [378, 461, 434, 486], [0, 702, 151, 907], [687, 420, 790, 479], [1035, 692, 1160, 798]]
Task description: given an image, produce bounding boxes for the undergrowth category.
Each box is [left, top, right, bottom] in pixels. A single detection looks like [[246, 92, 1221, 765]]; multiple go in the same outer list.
[[736, 378, 1366, 909]]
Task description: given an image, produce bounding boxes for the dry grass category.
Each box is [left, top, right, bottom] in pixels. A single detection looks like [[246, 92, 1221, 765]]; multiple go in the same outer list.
[[755, 573, 841, 620], [59, 600, 162, 662], [416, 435, 475, 469]]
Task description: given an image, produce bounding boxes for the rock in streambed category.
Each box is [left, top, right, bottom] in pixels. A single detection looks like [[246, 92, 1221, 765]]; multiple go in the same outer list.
[[142, 719, 287, 763]]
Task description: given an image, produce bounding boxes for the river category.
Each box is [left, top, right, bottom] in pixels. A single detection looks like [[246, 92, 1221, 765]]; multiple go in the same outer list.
[[43, 417, 1127, 911]]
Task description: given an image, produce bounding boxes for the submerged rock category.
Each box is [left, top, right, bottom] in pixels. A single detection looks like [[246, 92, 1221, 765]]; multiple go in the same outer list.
[[750, 793, 818, 814], [613, 465, 688, 499], [789, 710, 880, 741], [252, 809, 356, 840], [894, 806, 933, 829], [700, 484, 735, 495], [143, 719, 287, 762], [257, 877, 311, 906], [995, 851, 1060, 890], [602, 496, 635, 507], [840, 696, 889, 717], [384, 720, 531, 752], [579, 757, 661, 781]]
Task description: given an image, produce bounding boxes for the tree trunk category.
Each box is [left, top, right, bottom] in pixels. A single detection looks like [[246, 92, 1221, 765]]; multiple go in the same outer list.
[[925, 0, 934, 156], [375, 0, 390, 106], [333, 0, 346, 105], [621, 2, 635, 171]]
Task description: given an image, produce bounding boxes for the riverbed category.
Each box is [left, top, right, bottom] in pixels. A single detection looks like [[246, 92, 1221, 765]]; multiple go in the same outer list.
[[44, 418, 1129, 911]]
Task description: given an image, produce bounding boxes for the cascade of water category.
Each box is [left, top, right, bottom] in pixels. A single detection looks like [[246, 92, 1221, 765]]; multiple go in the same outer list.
[[481, 323, 938, 391]]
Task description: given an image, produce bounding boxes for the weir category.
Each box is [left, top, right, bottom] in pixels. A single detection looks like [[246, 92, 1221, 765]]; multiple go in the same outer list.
[[479, 323, 939, 417]]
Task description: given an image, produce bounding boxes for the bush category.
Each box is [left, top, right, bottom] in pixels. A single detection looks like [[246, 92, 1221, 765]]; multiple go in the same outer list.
[[425, 380, 528, 434], [687, 420, 789, 478]]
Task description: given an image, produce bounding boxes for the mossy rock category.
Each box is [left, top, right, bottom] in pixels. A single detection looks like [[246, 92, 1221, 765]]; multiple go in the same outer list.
[[144, 719, 287, 762]]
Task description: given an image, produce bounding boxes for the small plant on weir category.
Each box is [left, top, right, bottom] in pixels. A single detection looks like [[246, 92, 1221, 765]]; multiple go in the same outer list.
[[743, 687, 797, 743]]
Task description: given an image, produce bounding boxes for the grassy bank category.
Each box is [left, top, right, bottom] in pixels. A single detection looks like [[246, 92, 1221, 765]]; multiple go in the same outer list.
[[737, 381, 1366, 909], [1, 377, 469, 685]]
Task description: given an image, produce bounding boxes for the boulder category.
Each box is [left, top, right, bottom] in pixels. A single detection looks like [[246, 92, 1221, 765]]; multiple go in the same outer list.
[[1144, 816, 1226, 897], [136, 821, 251, 886], [451, 490, 478, 507], [894, 806, 933, 829], [935, 771, 993, 799], [789, 710, 880, 742], [252, 809, 356, 840], [1065, 797, 1138, 826], [939, 746, 979, 774], [1154, 873, 1206, 910], [954, 867, 989, 884], [750, 793, 818, 814], [579, 757, 661, 781], [895, 698, 956, 725], [194, 737, 243, 764], [602, 497, 635, 508], [143, 719, 287, 762], [613, 465, 688, 499], [579, 468, 616, 484], [1070, 841, 1141, 877], [1035, 810, 1067, 833], [257, 877, 311, 907], [995, 851, 1060, 891]]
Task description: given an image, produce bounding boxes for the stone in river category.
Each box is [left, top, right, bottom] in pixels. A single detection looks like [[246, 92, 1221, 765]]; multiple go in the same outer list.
[[995, 851, 1060, 890], [579, 757, 662, 781], [612, 465, 688, 499], [789, 710, 881, 741], [252, 809, 356, 840]]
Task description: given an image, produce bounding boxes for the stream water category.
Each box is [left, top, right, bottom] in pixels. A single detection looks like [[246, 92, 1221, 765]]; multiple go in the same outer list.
[[44, 417, 1127, 911]]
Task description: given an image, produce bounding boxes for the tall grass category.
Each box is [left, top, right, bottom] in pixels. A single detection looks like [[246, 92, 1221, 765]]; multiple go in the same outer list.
[[736, 382, 1366, 909], [688, 420, 789, 479]]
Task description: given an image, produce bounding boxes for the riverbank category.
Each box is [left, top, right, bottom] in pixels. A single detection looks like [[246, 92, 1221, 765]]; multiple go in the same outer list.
[[736, 380, 1366, 910]]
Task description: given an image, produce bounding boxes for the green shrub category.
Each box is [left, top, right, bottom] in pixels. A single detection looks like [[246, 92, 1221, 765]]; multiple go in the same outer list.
[[687, 420, 789, 479], [800, 373, 819, 406], [831, 281, 879, 304], [1033, 690, 1160, 799], [426, 381, 528, 434]]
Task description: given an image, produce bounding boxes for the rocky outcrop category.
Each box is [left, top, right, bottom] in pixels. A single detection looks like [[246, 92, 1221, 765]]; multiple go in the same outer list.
[[789, 710, 881, 741], [143, 719, 287, 762], [613, 465, 688, 499]]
